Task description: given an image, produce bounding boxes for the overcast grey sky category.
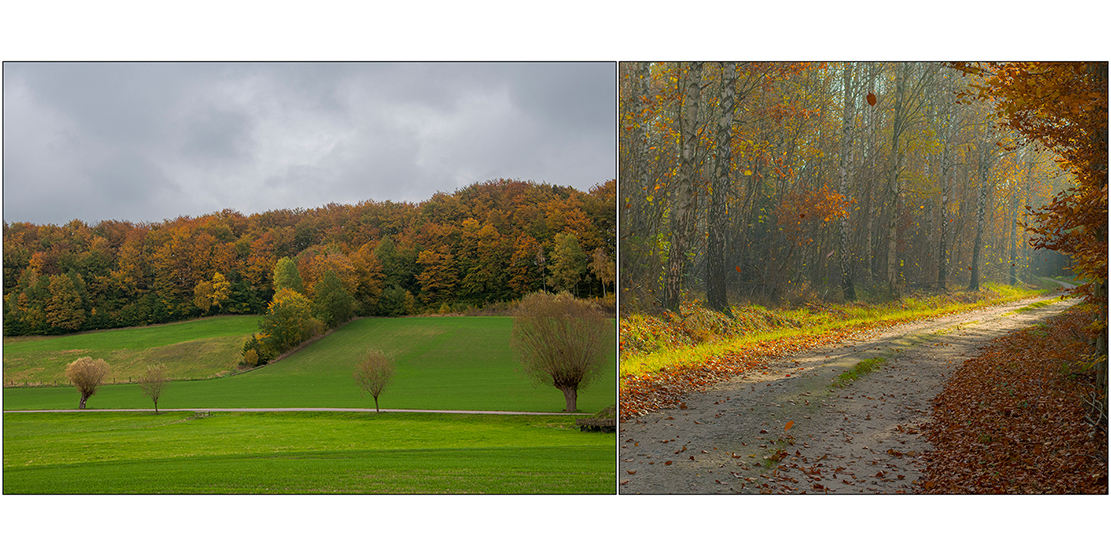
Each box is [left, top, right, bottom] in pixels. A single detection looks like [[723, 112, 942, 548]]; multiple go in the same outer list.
[[3, 62, 615, 225]]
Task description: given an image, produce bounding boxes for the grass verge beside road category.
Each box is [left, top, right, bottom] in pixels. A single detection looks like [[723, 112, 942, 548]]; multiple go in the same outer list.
[[619, 282, 1061, 420], [620, 283, 1049, 380]]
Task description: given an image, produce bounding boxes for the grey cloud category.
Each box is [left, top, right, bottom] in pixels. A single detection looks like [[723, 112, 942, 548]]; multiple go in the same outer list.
[[3, 62, 615, 225]]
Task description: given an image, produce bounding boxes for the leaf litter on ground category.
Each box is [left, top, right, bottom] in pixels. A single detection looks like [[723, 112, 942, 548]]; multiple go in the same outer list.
[[918, 303, 1107, 494]]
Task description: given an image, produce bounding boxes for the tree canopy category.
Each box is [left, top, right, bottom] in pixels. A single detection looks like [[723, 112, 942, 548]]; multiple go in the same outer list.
[[620, 62, 1082, 312], [4, 178, 614, 336]]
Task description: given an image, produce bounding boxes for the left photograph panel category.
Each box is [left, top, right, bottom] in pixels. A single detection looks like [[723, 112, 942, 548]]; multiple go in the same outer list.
[[2, 61, 618, 494]]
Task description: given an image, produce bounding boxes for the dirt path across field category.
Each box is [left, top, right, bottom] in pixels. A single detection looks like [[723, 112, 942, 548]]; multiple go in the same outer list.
[[619, 285, 1079, 494], [3, 408, 588, 416]]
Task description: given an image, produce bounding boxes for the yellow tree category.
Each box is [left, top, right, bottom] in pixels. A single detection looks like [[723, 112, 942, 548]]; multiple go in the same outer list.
[[416, 245, 457, 307]]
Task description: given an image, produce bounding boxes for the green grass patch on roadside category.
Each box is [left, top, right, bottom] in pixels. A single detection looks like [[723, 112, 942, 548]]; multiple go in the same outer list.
[[3, 316, 259, 386], [620, 282, 1047, 379], [2, 411, 615, 494], [4, 316, 617, 414], [1010, 299, 1060, 314], [831, 357, 887, 388]]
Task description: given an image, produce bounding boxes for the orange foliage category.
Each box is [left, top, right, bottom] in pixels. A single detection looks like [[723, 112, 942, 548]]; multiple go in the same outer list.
[[958, 62, 1107, 303], [775, 185, 851, 247]]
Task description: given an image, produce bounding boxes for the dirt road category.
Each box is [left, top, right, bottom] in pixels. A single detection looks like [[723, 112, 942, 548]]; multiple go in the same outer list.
[[619, 289, 1079, 494]]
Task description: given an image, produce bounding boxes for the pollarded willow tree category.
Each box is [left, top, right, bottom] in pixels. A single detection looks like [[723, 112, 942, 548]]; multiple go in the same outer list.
[[66, 357, 110, 409], [510, 291, 609, 413]]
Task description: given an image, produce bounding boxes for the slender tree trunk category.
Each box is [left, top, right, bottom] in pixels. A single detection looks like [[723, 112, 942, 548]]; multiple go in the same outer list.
[[664, 62, 703, 312], [837, 62, 857, 301], [1008, 181, 1019, 286], [632, 62, 652, 251], [707, 62, 735, 314], [374, 396, 380, 413], [1008, 159, 1031, 285], [969, 148, 991, 291], [863, 63, 879, 286], [1094, 280, 1109, 427], [885, 64, 907, 298], [937, 100, 954, 290]]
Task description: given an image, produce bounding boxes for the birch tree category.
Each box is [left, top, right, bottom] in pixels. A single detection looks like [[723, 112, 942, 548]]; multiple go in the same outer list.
[[707, 62, 735, 314], [664, 62, 703, 311], [837, 62, 857, 300]]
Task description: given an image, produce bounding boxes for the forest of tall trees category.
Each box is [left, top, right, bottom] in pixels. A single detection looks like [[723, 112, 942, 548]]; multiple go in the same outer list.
[[3, 178, 615, 336], [619, 62, 1081, 313]]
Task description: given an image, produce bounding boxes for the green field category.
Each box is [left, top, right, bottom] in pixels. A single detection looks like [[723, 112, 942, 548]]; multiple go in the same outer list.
[[3, 316, 617, 414], [3, 315, 617, 493], [3, 316, 260, 385], [2, 411, 614, 494]]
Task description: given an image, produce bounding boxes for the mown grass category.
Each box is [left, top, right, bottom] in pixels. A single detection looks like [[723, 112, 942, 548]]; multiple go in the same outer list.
[[4, 316, 617, 414], [620, 282, 1047, 379], [3, 316, 259, 385], [2, 411, 615, 494]]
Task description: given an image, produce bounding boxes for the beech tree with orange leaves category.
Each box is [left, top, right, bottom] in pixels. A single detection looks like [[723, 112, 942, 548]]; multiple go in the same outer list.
[[955, 62, 1108, 423]]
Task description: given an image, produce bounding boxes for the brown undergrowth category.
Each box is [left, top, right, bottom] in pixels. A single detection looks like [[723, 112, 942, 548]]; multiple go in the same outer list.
[[919, 304, 1108, 494]]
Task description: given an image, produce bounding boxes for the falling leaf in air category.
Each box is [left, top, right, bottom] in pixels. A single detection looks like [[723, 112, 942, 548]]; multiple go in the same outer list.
[[867, 92, 877, 106]]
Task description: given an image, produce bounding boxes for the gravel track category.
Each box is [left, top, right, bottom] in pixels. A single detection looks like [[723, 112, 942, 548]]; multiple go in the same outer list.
[[619, 288, 1079, 494]]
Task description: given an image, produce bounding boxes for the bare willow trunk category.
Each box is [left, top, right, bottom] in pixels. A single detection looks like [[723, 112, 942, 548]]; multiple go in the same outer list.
[[707, 62, 735, 314], [837, 62, 857, 301], [664, 62, 703, 312]]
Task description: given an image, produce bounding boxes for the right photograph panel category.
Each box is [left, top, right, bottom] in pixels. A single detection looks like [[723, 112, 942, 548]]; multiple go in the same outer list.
[[617, 61, 1109, 494]]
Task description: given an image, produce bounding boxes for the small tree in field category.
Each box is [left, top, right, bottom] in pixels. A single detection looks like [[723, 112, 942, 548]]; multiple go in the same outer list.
[[66, 357, 110, 409], [138, 363, 168, 413], [510, 291, 609, 413], [353, 349, 394, 413]]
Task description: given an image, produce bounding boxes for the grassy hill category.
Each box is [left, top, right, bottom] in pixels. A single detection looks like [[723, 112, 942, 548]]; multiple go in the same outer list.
[[3, 316, 259, 386], [3, 316, 617, 414]]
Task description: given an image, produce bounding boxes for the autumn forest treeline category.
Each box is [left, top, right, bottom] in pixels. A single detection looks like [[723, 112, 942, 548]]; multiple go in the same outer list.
[[3, 178, 616, 336], [619, 62, 1083, 313]]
